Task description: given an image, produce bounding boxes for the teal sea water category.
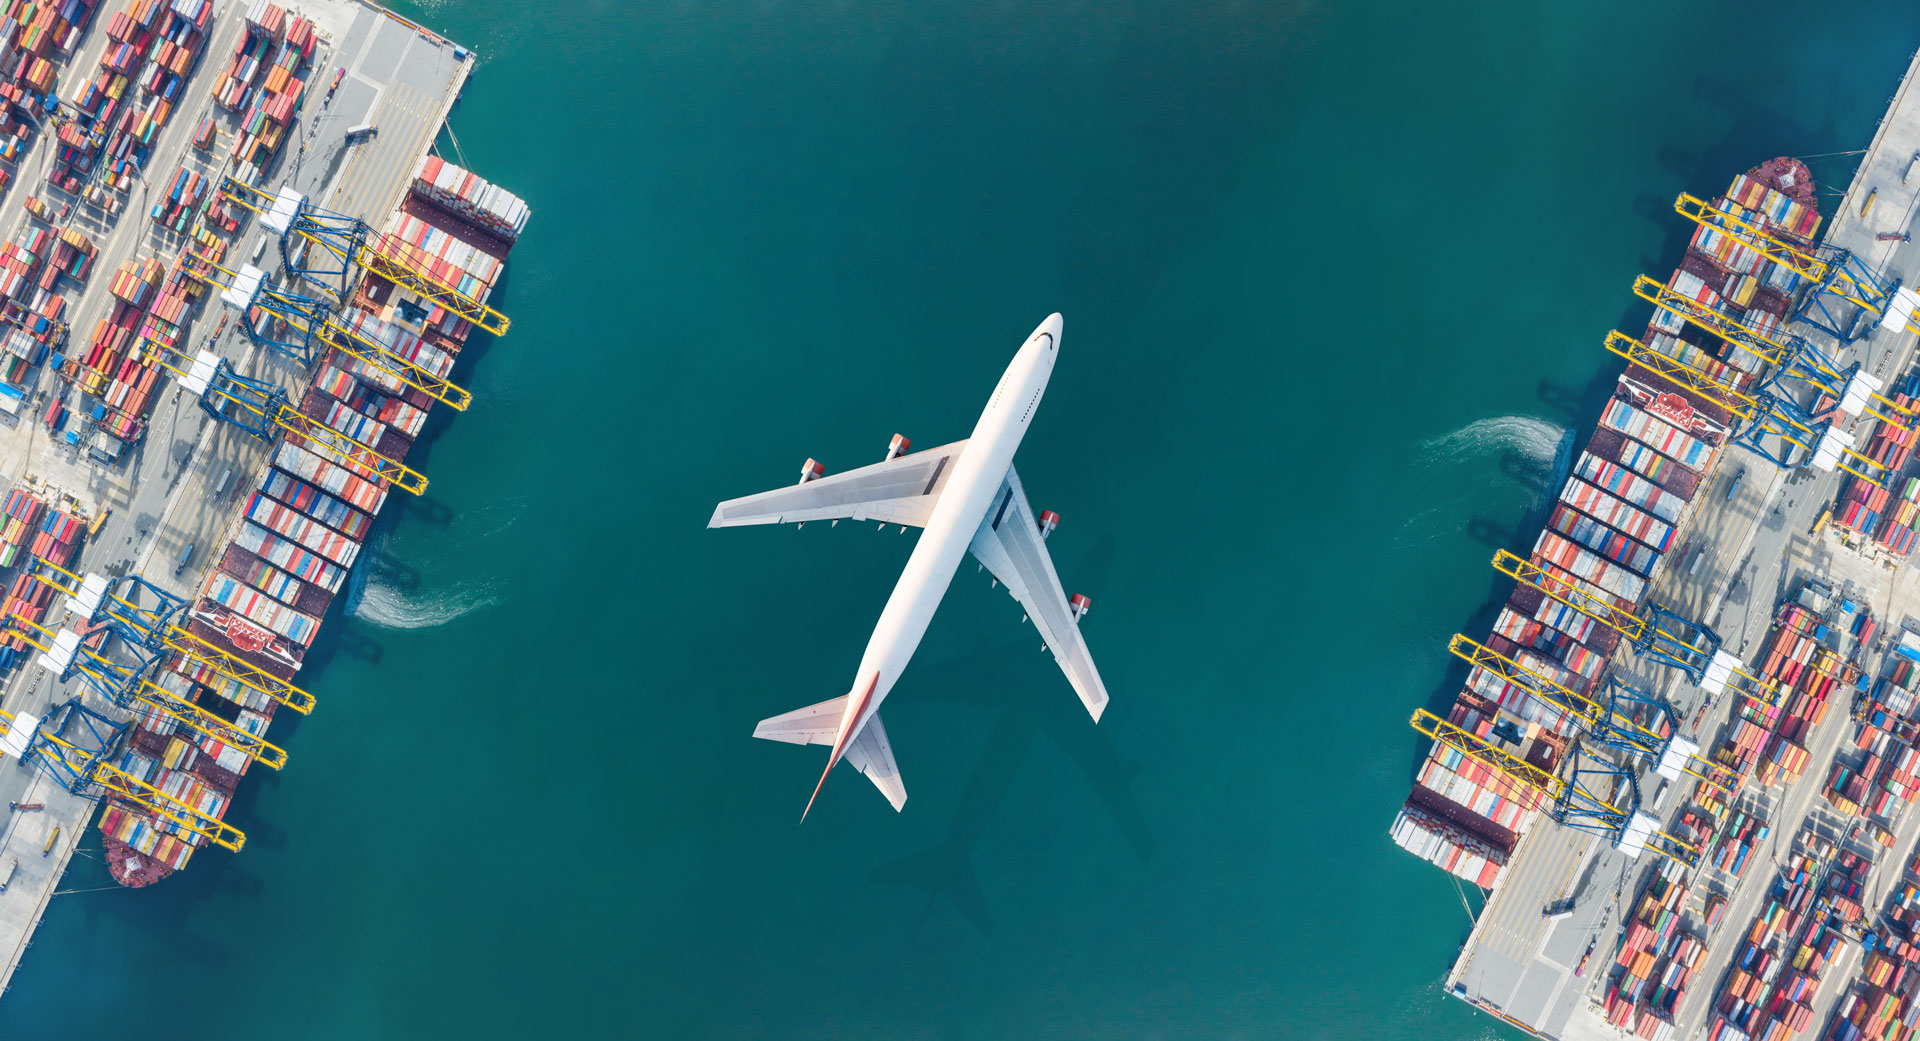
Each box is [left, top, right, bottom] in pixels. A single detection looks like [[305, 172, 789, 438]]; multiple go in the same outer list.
[[0, 0, 1915, 1038]]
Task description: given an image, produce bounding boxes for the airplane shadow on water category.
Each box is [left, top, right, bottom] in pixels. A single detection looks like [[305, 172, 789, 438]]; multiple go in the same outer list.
[[867, 534, 1154, 937]]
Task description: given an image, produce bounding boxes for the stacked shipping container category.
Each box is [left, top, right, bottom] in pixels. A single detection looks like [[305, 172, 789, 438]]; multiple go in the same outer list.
[[1605, 857, 1704, 1037], [63, 0, 211, 192], [212, 1, 309, 177], [1710, 842, 1867, 1041], [1825, 847, 1920, 1041]]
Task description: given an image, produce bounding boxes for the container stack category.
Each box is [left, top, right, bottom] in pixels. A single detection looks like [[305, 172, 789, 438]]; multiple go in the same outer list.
[[0, 567, 52, 665], [1741, 598, 1856, 790], [0, 0, 98, 191], [1387, 805, 1507, 889], [1709, 809, 1770, 878], [410, 155, 532, 243], [1711, 696, 1781, 784], [148, 162, 204, 230], [334, 307, 455, 384], [0, 223, 44, 301], [1531, 529, 1647, 609], [1825, 848, 1920, 1041], [1711, 843, 1868, 1041], [1829, 760, 1872, 816], [107, 254, 159, 306], [68, 0, 210, 193], [47, 225, 95, 284], [29, 502, 81, 568], [1551, 479, 1672, 574], [0, 484, 43, 568], [376, 209, 507, 304], [1409, 697, 1543, 848], [1877, 476, 1920, 558], [1727, 169, 1824, 239], [1605, 858, 1703, 1035], [1597, 400, 1716, 475], [70, 297, 139, 394], [208, 2, 274, 109], [221, 5, 309, 176]]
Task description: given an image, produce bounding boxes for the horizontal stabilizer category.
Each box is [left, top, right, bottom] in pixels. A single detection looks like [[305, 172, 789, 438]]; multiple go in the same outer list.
[[753, 696, 907, 811], [753, 696, 848, 746], [844, 711, 906, 811]]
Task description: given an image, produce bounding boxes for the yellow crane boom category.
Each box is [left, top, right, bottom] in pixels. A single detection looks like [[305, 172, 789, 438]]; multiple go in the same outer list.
[[196, 251, 473, 410], [143, 344, 429, 495], [30, 565, 321, 716], [221, 179, 511, 336]]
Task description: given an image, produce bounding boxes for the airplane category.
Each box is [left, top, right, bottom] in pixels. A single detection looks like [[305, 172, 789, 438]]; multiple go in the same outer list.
[[708, 313, 1108, 820]]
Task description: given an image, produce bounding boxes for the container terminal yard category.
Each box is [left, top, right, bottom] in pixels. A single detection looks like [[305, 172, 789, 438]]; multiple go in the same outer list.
[[1389, 42, 1920, 1041], [0, 0, 532, 999]]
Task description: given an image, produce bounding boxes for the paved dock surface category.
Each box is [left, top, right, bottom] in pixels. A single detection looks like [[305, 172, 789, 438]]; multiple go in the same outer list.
[[0, 0, 469, 997], [1447, 43, 1920, 1041]]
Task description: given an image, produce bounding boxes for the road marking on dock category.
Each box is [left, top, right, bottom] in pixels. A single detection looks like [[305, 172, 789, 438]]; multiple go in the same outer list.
[[329, 84, 435, 224], [1487, 829, 1586, 965]]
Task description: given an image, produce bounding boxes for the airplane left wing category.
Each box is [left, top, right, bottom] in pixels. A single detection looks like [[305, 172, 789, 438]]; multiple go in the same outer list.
[[968, 465, 1109, 721], [708, 440, 969, 529]]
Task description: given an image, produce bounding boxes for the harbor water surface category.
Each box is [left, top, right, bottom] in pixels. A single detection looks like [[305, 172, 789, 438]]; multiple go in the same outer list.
[[1, 0, 1916, 1037]]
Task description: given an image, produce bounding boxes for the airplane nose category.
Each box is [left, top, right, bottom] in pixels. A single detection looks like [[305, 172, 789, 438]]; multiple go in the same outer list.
[[1030, 313, 1062, 352]]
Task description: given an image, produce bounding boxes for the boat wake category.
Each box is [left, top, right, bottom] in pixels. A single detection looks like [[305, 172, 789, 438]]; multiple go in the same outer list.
[[1417, 414, 1567, 468], [1391, 415, 1576, 550], [349, 578, 501, 631]]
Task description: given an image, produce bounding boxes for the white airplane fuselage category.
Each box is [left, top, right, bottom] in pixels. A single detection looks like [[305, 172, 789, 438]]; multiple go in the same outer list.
[[820, 315, 1061, 771]]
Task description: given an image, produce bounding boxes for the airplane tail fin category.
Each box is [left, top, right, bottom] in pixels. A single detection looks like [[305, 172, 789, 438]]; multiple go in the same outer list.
[[754, 695, 906, 817]]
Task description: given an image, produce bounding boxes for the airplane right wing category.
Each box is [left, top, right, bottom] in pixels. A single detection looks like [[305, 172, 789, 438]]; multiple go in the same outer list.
[[968, 464, 1108, 721], [708, 440, 968, 529]]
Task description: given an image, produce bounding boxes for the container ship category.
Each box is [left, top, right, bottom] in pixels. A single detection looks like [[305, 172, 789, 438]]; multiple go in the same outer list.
[[1392, 64, 1920, 1033], [100, 149, 528, 887], [1390, 161, 1819, 896]]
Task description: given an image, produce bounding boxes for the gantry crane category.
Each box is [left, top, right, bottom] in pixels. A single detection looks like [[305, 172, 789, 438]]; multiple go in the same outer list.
[[1628, 274, 1900, 428], [33, 562, 318, 715], [1603, 331, 1899, 489], [1410, 707, 1700, 865], [1493, 548, 1781, 705], [194, 255, 472, 410], [5, 614, 288, 770], [143, 342, 428, 495], [1673, 192, 1918, 344], [1493, 549, 1720, 679], [1448, 634, 1734, 799], [0, 702, 245, 851], [219, 177, 511, 336]]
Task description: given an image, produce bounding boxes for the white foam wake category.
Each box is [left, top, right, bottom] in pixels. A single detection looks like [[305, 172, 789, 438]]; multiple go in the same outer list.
[[350, 579, 501, 631], [1417, 414, 1567, 466]]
